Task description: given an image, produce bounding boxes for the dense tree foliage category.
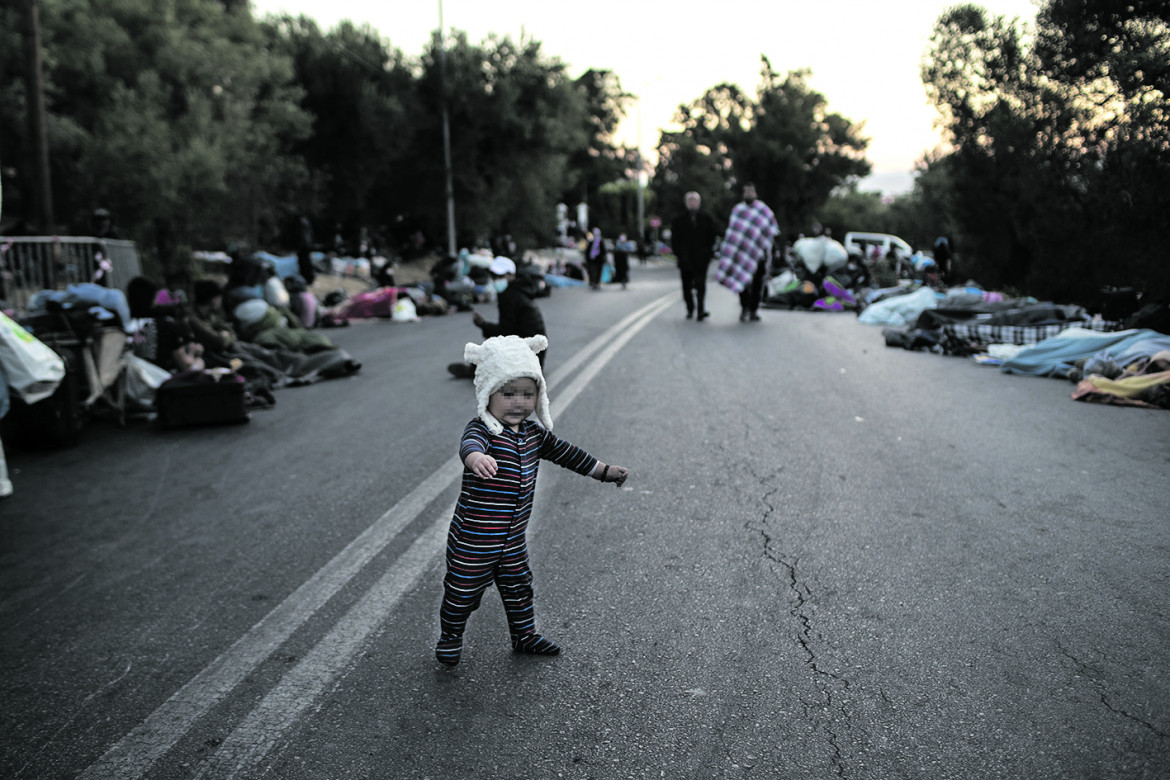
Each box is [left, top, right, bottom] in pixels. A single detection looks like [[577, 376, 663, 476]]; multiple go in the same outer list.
[[1, 0, 312, 265], [414, 32, 596, 251], [4, 4, 877, 268], [569, 68, 637, 225], [652, 58, 871, 236], [1, 2, 630, 263], [813, 186, 890, 241], [813, 150, 961, 262], [9, 0, 1163, 310], [920, 1, 1170, 302], [273, 16, 416, 247]]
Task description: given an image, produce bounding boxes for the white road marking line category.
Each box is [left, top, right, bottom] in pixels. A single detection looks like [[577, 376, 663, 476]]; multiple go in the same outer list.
[[550, 295, 675, 416], [81, 291, 673, 779], [193, 516, 450, 778]]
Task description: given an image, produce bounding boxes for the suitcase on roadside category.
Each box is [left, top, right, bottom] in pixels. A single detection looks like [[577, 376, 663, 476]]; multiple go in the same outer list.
[[155, 374, 250, 427]]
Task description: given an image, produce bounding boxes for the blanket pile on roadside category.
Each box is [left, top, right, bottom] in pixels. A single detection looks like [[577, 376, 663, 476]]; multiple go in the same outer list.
[[1072, 350, 1170, 409], [1000, 328, 1170, 379]]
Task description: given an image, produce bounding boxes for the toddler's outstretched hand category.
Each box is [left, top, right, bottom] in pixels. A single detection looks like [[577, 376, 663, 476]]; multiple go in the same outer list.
[[596, 463, 629, 488], [465, 451, 497, 479]]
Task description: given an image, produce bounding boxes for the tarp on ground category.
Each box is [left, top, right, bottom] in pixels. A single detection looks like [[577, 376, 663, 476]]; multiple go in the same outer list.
[[544, 273, 587, 288], [253, 251, 301, 279], [1000, 328, 1170, 378], [915, 299, 1085, 330]]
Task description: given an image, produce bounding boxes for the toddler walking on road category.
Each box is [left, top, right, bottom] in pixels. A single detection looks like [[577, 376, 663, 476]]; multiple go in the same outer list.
[[436, 335, 629, 666]]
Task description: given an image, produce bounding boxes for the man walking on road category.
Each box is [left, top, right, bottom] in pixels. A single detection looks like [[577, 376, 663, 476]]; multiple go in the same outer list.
[[715, 182, 780, 322], [670, 191, 719, 320]]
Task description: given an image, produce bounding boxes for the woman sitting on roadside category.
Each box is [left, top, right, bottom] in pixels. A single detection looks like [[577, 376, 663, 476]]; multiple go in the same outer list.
[[126, 276, 205, 375]]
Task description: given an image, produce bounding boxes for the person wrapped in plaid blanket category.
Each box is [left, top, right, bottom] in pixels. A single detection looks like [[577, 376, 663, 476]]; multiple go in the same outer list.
[[714, 182, 780, 322]]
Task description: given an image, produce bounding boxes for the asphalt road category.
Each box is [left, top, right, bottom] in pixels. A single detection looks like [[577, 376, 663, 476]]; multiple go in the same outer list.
[[2, 261, 1168, 779]]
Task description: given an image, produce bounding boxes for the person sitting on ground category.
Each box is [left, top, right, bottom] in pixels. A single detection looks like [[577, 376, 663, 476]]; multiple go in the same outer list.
[[282, 274, 318, 328], [231, 296, 338, 354], [447, 256, 548, 378], [127, 276, 205, 375], [430, 253, 477, 311], [187, 279, 285, 402], [189, 279, 237, 355], [222, 251, 267, 307], [154, 270, 189, 308], [188, 278, 359, 392], [220, 256, 338, 354]]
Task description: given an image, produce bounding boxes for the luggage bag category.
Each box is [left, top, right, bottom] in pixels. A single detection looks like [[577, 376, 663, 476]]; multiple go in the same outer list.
[[155, 374, 250, 427]]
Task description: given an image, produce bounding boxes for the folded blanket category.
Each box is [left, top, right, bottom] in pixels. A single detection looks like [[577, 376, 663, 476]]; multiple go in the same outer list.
[[714, 200, 779, 293]]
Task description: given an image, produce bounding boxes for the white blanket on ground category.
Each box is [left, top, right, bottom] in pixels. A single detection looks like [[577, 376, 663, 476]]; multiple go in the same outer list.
[[858, 286, 941, 326]]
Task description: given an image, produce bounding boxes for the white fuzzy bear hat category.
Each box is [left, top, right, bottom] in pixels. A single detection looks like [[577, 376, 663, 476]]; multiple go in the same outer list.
[[464, 335, 552, 434]]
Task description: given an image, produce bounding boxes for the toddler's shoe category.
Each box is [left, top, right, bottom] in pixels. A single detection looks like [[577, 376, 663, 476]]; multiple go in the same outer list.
[[511, 633, 561, 656], [435, 635, 463, 666]]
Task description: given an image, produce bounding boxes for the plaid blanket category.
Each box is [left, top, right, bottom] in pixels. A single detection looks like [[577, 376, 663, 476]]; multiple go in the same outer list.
[[942, 318, 1122, 347], [714, 200, 779, 293]]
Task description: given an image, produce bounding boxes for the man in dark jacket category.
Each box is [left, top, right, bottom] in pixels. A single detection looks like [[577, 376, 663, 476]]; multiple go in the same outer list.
[[449, 256, 548, 377], [670, 191, 719, 320]]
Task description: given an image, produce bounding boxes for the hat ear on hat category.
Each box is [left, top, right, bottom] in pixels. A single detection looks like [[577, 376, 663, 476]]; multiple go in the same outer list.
[[524, 334, 548, 355], [464, 342, 484, 364]]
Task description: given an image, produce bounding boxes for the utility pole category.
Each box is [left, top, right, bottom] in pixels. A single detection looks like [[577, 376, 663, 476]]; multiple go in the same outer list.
[[438, 0, 456, 256], [636, 97, 645, 249], [22, 0, 54, 234]]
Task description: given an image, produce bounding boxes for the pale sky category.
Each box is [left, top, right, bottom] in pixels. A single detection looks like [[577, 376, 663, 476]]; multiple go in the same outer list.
[[251, 0, 1040, 195]]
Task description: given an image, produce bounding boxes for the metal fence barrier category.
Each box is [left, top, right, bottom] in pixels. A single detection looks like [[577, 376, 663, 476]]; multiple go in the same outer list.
[[0, 236, 141, 315]]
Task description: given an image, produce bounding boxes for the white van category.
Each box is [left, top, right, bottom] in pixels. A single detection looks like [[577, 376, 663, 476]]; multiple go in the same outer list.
[[842, 232, 913, 261]]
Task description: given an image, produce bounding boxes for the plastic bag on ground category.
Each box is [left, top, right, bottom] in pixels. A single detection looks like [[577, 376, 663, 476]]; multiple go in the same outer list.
[[793, 236, 849, 273], [0, 312, 66, 404], [392, 297, 419, 322], [123, 353, 172, 408]]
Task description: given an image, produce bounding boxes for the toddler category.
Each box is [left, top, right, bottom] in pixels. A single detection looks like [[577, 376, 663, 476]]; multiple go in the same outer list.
[[436, 335, 629, 666]]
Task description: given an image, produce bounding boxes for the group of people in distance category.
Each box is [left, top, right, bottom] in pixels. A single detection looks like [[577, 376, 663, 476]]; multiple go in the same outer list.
[[583, 226, 634, 290], [671, 182, 780, 324], [447, 181, 781, 391], [124, 254, 362, 416]]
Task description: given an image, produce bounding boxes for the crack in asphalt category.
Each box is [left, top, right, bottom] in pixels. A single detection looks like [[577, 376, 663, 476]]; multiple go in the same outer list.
[[745, 460, 852, 778], [1058, 641, 1170, 740]]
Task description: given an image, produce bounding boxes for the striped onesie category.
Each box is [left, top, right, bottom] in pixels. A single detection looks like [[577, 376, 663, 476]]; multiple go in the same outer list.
[[437, 418, 598, 664]]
